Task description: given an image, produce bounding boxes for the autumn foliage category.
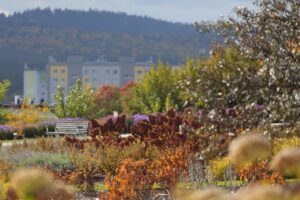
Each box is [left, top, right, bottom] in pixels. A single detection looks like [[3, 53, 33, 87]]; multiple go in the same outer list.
[[237, 161, 285, 184], [101, 147, 189, 200]]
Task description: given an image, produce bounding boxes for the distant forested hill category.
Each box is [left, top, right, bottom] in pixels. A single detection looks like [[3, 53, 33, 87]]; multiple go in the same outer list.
[[0, 8, 220, 98]]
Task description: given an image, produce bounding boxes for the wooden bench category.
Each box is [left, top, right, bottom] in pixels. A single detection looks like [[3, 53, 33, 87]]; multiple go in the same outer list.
[[46, 120, 89, 136]]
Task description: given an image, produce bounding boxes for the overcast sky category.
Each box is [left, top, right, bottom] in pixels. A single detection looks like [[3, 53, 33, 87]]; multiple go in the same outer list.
[[0, 0, 254, 23]]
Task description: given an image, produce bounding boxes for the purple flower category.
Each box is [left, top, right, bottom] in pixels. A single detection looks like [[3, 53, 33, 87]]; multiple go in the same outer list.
[[0, 125, 16, 132], [255, 104, 266, 110], [39, 120, 57, 127], [133, 114, 149, 124], [0, 125, 11, 131], [60, 118, 85, 121]]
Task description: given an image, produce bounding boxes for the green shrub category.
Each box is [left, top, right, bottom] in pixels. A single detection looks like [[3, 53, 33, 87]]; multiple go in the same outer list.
[[0, 109, 8, 124], [0, 130, 14, 140], [37, 126, 47, 137], [127, 63, 182, 114], [54, 79, 93, 118], [17, 152, 75, 171], [47, 124, 55, 132], [23, 127, 38, 138], [0, 131, 5, 140], [5, 132, 14, 140]]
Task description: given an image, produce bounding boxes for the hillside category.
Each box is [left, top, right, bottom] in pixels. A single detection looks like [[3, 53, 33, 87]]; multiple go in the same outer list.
[[0, 8, 220, 97], [7, 8, 197, 35]]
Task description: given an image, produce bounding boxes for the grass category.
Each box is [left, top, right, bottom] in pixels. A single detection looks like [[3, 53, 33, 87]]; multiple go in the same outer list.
[[1, 138, 35, 143], [17, 152, 75, 171], [177, 180, 245, 189], [94, 183, 108, 191], [94, 179, 298, 192], [93, 180, 246, 192]]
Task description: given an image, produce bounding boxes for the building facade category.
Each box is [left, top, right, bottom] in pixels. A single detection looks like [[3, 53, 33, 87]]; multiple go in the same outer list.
[[82, 61, 120, 89], [24, 56, 154, 104], [23, 70, 48, 104]]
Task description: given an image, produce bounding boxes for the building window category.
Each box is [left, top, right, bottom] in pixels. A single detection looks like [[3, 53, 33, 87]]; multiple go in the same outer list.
[[137, 70, 143, 75], [113, 70, 118, 75], [53, 78, 58, 83], [123, 74, 132, 79], [84, 69, 89, 74], [53, 69, 58, 73], [61, 69, 65, 73]]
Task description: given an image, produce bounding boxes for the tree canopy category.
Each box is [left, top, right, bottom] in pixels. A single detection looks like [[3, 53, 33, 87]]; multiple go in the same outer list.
[[128, 63, 183, 114], [192, 0, 299, 123], [0, 80, 10, 103]]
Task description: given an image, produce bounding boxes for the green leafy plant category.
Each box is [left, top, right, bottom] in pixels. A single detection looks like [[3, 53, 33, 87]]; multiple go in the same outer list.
[[127, 63, 183, 114], [54, 79, 94, 118], [0, 80, 10, 103]]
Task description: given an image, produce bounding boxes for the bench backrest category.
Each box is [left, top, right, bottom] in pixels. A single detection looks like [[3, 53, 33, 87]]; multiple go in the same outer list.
[[55, 120, 89, 134]]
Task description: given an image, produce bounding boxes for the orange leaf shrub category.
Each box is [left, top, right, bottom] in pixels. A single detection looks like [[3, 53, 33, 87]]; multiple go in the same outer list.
[[101, 159, 149, 200], [148, 147, 189, 189], [237, 161, 285, 184], [101, 147, 189, 200]]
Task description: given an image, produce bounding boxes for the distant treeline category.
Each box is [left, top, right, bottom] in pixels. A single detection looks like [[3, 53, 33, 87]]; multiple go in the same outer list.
[[0, 8, 221, 98]]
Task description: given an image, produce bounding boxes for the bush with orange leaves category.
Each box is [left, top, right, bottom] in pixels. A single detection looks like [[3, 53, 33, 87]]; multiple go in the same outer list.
[[101, 159, 149, 200], [101, 147, 189, 200], [237, 161, 285, 184], [147, 147, 188, 189]]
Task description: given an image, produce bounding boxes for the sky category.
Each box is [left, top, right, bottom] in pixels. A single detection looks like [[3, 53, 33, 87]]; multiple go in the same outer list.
[[0, 0, 254, 23]]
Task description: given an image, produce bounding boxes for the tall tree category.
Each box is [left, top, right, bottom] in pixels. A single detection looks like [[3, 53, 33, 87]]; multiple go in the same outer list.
[[178, 46, 260, 109], [0, 80, 10, 103], [194, 0, 300, 123], [128, 63, 183, 114], [91, 85, 122, 118], [54, 80, 93, 118]]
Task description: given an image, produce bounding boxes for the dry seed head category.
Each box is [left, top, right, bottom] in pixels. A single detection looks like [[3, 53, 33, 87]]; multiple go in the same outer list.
[[270, 147, 300, 176], [185, 187, 232, 200], [229, 134, 271, 164], [284, 184, 300, 200], [37, 182, 75, 200], [10, 168, 75, 200], [236, 184, 284, 200], [10, 169, 53, 199]]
